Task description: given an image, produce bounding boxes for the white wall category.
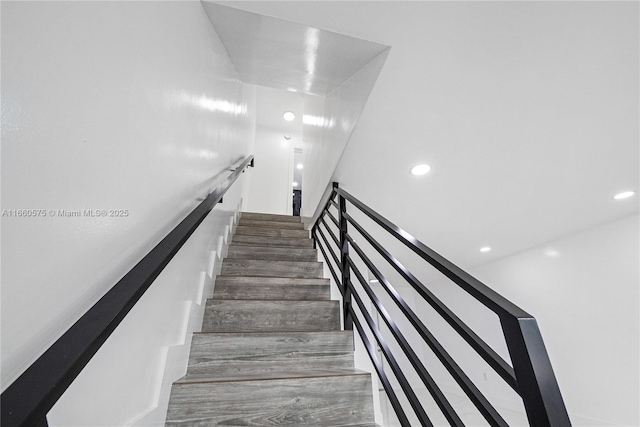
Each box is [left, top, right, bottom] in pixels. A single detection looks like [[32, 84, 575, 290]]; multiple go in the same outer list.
[[302, 49, 389, 218], [1, 1, 256, 424], [362, 214, 638, 426], [464, 214, 639, 426]]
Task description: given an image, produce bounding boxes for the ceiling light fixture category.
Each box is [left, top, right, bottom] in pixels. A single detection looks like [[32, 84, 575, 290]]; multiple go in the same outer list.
[[480, 247, 491, 253], [283, 111, 295, 121], [410, 164, 431, 176], [297, 163, 303, 169], [293, 182, 299, 187], [284, 134, 291, 140], [613, 191, 636, 200], [545, 249, 559, 257]]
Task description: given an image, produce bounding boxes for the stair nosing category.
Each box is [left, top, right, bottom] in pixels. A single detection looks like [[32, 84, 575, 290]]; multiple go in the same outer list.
[[206, 298, 338, 303], [215, 274, 324, 280], [238, 221, 306, 227], [193, 330, 347, 336], [174, 370, 370, 385], [222, 258, 321, 264], [215, 276, 329, 281], [234, 230, 309, 236], [231, 238, 312, 242], [230, 240, 312, 244], [236, 225, 308, 230], [214, 276, 329, 283], [227, 244, 316, 251], [240, 214, 302, 222], [192, 330, 352, 335], [230, 242, 314, 247], [216, 275, 324, 280]]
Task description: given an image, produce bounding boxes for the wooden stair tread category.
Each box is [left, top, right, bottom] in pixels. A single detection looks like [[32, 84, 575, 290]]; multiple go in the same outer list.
[[167, 210, 376, 426], [221, 258, 323, 279], [238, 219, 305, 230], [167, 374, 374, 426], [235, 225, 309, 239], [227, 244, 318, 261], [202, 299, 340, 332], [241, 212, 302, 222], [212, 276, 331, 300], [215, 275, 329, 285], [231, 234, 314, 248], [222, 257, 320, 264]]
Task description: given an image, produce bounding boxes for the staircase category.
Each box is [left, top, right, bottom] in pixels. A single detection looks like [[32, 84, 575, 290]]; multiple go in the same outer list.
[[165, 212, 378, 426]]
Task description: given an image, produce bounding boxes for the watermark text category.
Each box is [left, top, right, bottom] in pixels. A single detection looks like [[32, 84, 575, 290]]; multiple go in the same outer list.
[[2, 209, 130, 218]]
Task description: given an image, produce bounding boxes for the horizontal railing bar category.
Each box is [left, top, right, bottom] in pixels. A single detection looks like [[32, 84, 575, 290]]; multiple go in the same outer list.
[[344, 212, 519, 392], [309, 186, 336, 233], [336, 187, 530, 320], [348, 259, 462, 427], [347, 273, 433, 426], [312, 231, 343, 295], [346, 233, 508, 427], [349, 304, 412, 427], [319, 217, 340, 249], [320, 188, 338, 220], [315, 225, 341, 268], [1, 155, 254, 427], [326, 209, 340, 229], [329, 199, 339, 211]]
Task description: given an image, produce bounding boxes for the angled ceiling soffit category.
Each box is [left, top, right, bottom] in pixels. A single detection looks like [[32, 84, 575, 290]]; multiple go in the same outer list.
[[201, 1, 390, 97]]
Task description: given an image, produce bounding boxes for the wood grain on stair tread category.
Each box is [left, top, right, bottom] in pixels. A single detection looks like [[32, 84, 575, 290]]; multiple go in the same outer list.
[[166, 373, 374, 426], [202, 299, 340, 332], [227, 244, 317, 262], [241, 212, 302, 223], [214, 276, 329, 287], [187, 331, 353, 376], [212, 282, 329, 300], [167, 210, 377, 426], [238, 219, 305, 230], [235, 225, 309, 239], [231, 234, 313, 248], [212, 276, 330, 300], [221, 259, 323, 278]]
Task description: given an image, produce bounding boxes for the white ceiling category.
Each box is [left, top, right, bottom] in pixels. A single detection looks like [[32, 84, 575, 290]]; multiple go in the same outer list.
[[215, 1, 639, 269], [202, 2, 389, 96]]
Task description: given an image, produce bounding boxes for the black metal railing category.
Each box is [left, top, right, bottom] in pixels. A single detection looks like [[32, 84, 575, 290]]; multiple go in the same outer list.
[[0, 155, 254, 427], [312, 182, 571, 427]]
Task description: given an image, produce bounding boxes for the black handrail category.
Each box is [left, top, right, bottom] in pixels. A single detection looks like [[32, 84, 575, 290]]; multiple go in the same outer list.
[[1, 155, 254, 427], [312, 182, 571, 427]]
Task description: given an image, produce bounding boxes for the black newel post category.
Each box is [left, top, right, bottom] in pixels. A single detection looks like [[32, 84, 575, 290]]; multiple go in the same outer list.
[[501, 315, 571, 427]]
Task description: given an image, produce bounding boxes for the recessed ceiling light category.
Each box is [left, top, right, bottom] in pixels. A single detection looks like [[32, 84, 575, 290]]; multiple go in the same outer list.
[[284, 134, 291, 140], [293, 182, 299, 187], [369, 279, 379, 283], [480, 247, 491, 252], [297, 163, 303, 169], [283, 111, 295, 121], [410, 164, 431, 176], [545, 249, 559, 257], [613, 191, 636, 200]]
